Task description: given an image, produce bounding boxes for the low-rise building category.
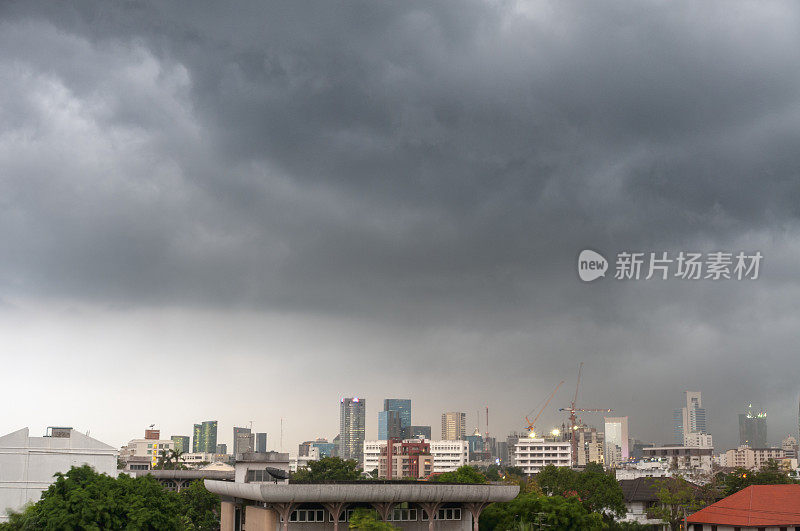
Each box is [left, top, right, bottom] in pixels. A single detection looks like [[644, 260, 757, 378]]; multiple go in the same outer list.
[[120, 431, 175, 469], [618, 477, 667, 528], [688, 484, 800, 529], [641, 445, 713, 473], [205, 480, 519, 531], [723, 445, 786, 470], [0, 427, 117, 522], [378, 439, 433, 480], [513, 437, 571, 475], [364, 440, 468, 475]]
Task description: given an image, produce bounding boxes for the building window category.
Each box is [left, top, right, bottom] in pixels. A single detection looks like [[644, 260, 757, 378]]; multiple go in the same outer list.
[[245, 469, 276, 482], [289, 510, 325, 522]]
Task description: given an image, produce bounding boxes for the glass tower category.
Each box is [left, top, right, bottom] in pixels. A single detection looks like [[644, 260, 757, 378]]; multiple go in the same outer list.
[[383, 399, 412, 438]]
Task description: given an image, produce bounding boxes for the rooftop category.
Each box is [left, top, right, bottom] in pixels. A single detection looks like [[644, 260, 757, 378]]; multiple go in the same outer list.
[[688, 484, 800, 526]]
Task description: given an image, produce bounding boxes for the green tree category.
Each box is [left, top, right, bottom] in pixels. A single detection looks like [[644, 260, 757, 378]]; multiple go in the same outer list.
[[179, 480, 220, 530], [429, 465, 487, 484], [348, 508, 396, 530], [0, 465, 220, 531], [536, 463, 625, 518], [649, 475, 705, 531], [720, 460, 796, 496], [480, 492, 604, 531], [291, 457, 362, 482]]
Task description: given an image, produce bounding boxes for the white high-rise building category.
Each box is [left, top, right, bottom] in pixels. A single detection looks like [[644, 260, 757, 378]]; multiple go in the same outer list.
[[0, 427, 118, 522], [514, 438, 571, 474], [674, 391, 710, 446], [604, 416, 629, 467]]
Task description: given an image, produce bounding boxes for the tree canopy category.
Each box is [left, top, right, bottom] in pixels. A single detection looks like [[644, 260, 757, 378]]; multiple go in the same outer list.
[[291, 457, 362, 482], [429, 465, 487, 484], [348, 508, 397, 530], [536, 463, 626, 518], [720, 460, 797, 496], [0, 465, 219, 530], [480, 492, 605, 531]]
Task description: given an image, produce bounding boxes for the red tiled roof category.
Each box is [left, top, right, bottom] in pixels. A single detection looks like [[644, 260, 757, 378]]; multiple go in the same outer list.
[[688, 484, 800, 526]]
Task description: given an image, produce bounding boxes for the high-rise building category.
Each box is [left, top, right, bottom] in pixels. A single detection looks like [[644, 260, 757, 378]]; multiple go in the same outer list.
[[604, 416, 629, 467], [236, 432, 255, 456], [739, 404, 767, 448], [171, 435, 190, 454], [340, 397, 366, 464], [673, 391, 709, 446], [192, 421, 218, 454], [441, 412, 466, 441], [378, 410, 402, 440], [410, 425, 432, 439], [255, 433, 267, 453], [383, 399, 412, 438], [216, 443, 227, 454], [233, 427, 252, 456]]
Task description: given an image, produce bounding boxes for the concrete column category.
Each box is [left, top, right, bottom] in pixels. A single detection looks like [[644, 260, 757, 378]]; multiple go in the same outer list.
[[417, 502, 441, 531], [463, 502, 488, 531], [220, 501, 236, 531], [322, 502, 348, 531], [270, 502, 296, 531], [244, 505, 278, 531], [371, 502, 395, 522]]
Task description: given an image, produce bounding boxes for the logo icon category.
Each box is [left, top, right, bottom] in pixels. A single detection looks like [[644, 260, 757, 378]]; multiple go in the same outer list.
[[578, 249, 608, 282]]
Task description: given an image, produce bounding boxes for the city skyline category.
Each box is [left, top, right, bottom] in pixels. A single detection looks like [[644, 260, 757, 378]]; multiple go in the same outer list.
[[2, 1, 800, 455]]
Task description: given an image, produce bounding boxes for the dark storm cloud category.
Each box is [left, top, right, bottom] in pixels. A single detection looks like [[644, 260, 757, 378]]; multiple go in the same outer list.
[[2, 1, 800, 446]]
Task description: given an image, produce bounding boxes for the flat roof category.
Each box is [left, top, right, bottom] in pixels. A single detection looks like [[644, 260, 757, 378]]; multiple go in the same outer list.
[[204, 481, 519, 504]]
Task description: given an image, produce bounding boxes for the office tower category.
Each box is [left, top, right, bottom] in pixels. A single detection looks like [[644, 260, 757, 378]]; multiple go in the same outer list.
[[739, 404, 767, 447], [340, 397, 366, 463], [192, 420, 218, 453], [384, 399, 412, 438], [378, 410, 402, 440], [604, 417, 629, 467], [216, 443, 227, 454], [441, 412, 466, 440], [255, 433, 267, 453], [673, 391, 709, 445], [235, 432, 255, 456], [233, 427, 252, 456], [410, 425, 432, 439], [171, 435, 190, 453]]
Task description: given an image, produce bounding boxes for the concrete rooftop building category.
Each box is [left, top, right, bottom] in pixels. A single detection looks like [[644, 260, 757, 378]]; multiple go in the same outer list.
[[0, 427, 117, 522], [205, 480, 519, 531]]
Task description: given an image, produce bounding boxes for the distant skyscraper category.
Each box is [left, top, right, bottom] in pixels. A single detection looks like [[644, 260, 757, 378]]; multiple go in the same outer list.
[[378, 410, 402, 440], [604, 416, 629, 467], [739, 404, 767, 447], [192, 421, 218, 453], [384, 399, 412, 437], [410, 425, 432, 439], [216, 443, 227, 454], [233, 427, 252, 456], [441, 412, 466, 440], [674, 391, 709, 445], [255, 432, 267, 453], [171, 435, 190, 454], [340, 397, 366, 464]]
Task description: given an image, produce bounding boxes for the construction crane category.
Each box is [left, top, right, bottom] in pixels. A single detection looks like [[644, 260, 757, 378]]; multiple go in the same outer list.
[[524, 381, 564, 436], [558, 362, 613, 467]]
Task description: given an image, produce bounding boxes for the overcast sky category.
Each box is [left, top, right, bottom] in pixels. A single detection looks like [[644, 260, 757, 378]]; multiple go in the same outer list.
[[1, 1, 800, 452]]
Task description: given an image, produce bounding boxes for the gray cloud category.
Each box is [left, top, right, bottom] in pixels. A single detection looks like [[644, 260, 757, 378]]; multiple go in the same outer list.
[[1, 1, 799, 449]]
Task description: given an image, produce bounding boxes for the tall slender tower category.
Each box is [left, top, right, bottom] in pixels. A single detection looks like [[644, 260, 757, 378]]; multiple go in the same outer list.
[[340, 397, 366, 464]]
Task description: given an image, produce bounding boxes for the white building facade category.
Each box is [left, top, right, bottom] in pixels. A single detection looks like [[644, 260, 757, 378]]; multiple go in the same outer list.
[[514, 437, 571, 474], [0, 427, 117, 522], [363, 440, 468, 475]]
